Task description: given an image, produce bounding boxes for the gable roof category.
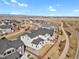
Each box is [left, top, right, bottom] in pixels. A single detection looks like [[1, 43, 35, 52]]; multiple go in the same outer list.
[[21, 28, 53, 38], [9, 39, 24, 48], [41, 22, 54, 28], [0, 25, 12, 29], [0, 38, 11, 54], [31, 38, 44, 45], [0, 37, 24, 54], [0, 52, 20, 59]]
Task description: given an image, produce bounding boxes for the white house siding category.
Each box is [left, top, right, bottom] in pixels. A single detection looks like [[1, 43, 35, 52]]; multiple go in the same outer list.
[[32, 36, 39, 40], [3, 29, 11, 33], [20, 33, 52, 50], [0, 29, 11, 34], [39, 34, 50, 40], [21, 35, 45, 50], [31, 43, 43, 50], [21, 35, 31, 40], [21, 36, 33, 48], [17, 45, 24, 55]]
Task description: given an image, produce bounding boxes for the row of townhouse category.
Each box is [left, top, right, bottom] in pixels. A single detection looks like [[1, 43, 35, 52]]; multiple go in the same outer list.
[[19, 27, 54, 50]]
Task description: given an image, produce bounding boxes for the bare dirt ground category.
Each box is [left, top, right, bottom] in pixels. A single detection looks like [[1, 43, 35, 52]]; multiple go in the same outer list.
[[63, 20, 78, 59]]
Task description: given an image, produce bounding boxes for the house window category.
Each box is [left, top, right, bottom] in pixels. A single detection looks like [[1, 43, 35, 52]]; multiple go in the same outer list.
[[12, 49, 14, 52], [3, 49, 15, 57], [4, 53, 6, 56], [36, 45, 37, 48], [7, 51, 11, 54]]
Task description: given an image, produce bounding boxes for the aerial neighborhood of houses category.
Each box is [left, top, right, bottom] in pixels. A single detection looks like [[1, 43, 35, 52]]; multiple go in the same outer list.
[[0, 16, 64, 59]]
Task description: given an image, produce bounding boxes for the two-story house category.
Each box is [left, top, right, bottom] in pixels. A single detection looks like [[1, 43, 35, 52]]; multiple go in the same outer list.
[[0, 37, 25, 59]]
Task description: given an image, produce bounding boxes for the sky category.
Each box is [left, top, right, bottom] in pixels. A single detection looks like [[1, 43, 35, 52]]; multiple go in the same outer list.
[[0, 0, 79, 16]]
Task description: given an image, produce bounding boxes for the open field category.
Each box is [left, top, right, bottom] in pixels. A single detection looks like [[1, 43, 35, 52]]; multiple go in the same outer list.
[[64, 30, 77, 59], [63, 21, 77, 59], [63, 18, 79, 30]]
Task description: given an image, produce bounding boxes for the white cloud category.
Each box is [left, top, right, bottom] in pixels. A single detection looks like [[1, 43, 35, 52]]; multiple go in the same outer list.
[[11, 0, 17, 3], [18, 3, 28, 7], [1, 0, 28, 7], [10, 12, 26, 15], [10, 0, 28, 7], [48, 6, 56, 12], [73, 9, 79, 12], [2, 0, 10, 5], [4, 1, 10, 5], [49, 8, 56, 12], [49, 6, 53, 9], [10, 12, 18, 14]]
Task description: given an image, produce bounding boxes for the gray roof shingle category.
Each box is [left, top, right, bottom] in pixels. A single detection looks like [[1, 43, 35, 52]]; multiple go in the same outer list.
[[21, 28, 53, 38], [0, 37, 24, 55], [31, 38, 44, 45], [0, 39, 11, 54], [0, 25, 12, 29], [6, 52, 20, 59]]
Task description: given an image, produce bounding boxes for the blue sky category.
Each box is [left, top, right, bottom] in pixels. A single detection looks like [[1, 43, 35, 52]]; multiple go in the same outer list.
[[0, 0, 79, 16]]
